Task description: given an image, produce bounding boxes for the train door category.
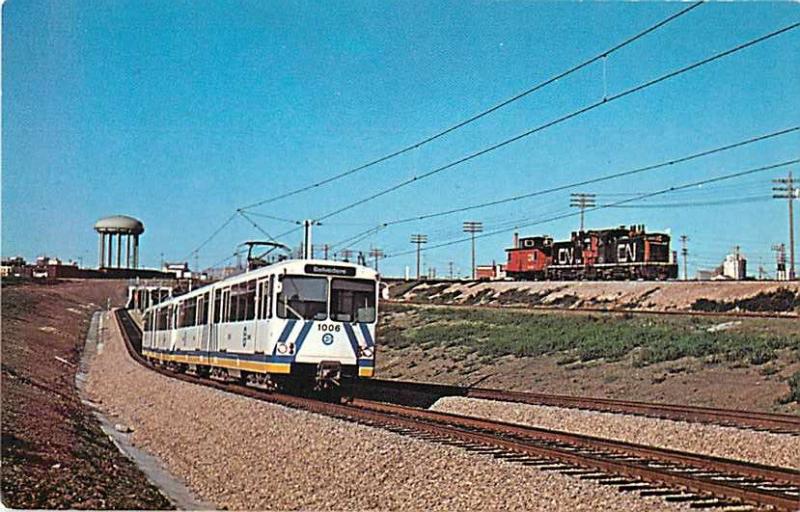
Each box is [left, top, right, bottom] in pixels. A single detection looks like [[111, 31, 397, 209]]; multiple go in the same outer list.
[[198, 293, 210, 352], [211, 289, 224, 353], [255, 277, 270, 353], [217, 288, 231, 351]]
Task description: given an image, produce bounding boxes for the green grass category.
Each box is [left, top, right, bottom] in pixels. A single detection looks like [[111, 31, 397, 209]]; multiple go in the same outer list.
[[379, 304, 800, 367]]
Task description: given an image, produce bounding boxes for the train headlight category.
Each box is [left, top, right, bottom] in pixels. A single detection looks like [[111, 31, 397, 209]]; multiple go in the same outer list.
[[276, 343, 288, 354], [360, 347, 374, 358]]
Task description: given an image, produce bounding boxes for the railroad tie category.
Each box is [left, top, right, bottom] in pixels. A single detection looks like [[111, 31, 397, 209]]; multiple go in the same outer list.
[[687, 499, 744, 509]]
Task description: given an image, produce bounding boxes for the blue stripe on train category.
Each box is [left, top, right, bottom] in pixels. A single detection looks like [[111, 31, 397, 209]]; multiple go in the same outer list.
[[294, 321, 314, 354], [357, 323, 374, 348], [277, 319, 297, 342], [342, 322, 361, 358]]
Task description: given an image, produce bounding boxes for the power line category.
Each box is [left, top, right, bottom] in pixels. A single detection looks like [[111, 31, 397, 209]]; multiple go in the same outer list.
[[313, 23, 800, 224], [237, 2, 703, 213], [328, 125, 799, 249], [182, 212, 239, 261], [237, 210, 276, 241], [242, 211, 303, 225], [383, 158, 800, 260], [601, 194, 773, 208]]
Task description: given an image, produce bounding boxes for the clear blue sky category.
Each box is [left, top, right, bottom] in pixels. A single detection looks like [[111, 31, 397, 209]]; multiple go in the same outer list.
[[3, 1, 799, 277]]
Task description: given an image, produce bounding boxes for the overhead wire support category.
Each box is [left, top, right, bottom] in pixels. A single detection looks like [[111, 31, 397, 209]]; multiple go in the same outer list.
[[383, 158, 800, 260], [773, 170, 797, 280], [410, 234, 429, 279], [313, 22, 800, 224], [569, 193, 597, 231], [236, 2, 703, 213]]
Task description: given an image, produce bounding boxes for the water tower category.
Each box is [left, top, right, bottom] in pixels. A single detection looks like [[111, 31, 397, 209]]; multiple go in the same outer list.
[[94, 215, 144, 269]]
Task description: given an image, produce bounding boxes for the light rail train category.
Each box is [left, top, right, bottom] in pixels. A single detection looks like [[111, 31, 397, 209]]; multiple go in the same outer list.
[[141, 259, 379, 397]]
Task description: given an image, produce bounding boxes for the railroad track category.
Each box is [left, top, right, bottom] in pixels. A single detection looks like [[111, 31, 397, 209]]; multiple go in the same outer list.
[[358, 379, 800, 435], [114, 309, 800, 511]]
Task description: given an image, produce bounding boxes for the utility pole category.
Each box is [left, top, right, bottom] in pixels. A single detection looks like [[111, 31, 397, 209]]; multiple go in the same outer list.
[[570, 193, 596, 231], [448, 261, 454, 280], [369, 248, 384, 271], [322, 244, 330, 260], [463, 221, 483, 280], [680, 235, 689, 281], [340, 249, 353, 262], [773, 171, 796, 280], [772, 243, 787, 280], [302, 219, 317, 259], [410, 234, 428, 280]]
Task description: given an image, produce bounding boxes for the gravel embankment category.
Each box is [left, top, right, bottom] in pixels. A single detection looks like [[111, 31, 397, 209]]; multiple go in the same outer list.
[[1, 281, 171, 510], [431, 397, 800, 469], [86, 313, 689, 511]]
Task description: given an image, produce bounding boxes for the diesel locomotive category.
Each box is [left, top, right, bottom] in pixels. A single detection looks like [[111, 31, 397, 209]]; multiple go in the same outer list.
[[505, 225, 678, 281]]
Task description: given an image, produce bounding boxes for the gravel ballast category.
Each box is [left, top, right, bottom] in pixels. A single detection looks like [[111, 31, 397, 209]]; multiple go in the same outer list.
[[431, 397, 800, 470], [86, 313, 690, 511]]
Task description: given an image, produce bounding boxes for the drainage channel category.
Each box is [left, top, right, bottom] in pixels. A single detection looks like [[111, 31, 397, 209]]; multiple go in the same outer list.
[[76, 311, 214, 511]]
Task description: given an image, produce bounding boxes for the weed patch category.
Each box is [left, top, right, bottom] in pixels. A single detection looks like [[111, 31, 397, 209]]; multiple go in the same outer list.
[[379, 303, 800, 368]]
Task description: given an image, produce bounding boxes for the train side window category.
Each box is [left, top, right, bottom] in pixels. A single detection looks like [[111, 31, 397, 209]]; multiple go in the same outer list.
[[144, 312, 150, 332], [184, 298, 197, 327], [228, 283, 243, 322], [244, 280, 256, 320], [230, 283, 244, 322], [214, 290, 222, 324], [201, 293, 209, 324], [258, 279, 270, 320], [268, 276, 274, 318]]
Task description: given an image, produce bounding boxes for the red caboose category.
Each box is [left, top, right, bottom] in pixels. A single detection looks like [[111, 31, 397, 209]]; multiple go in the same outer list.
[[505, 234, 553, 280]]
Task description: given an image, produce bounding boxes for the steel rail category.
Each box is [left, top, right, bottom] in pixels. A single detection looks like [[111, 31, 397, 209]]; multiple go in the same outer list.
[[114, 309, 800, 511], [359, 378, 800, 435]]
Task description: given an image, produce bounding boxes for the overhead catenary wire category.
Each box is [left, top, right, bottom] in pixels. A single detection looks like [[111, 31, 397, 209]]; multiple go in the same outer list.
[[182, 212, 239, 261], [312, 23, 800, 224], [382, 158, 800, 259], [237, 210, 276, 241], [600, 194, 773, 208], [241, 210, 303, 225], [328, 125, 799, 249], [237, 2, 703, 212]]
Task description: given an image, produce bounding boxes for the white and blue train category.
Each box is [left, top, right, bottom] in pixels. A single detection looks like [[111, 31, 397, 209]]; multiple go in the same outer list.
[[141, 259, 379, 394]]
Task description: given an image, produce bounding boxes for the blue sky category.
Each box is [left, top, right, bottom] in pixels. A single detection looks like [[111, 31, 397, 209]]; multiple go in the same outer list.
[[3, 1, 799, 277]]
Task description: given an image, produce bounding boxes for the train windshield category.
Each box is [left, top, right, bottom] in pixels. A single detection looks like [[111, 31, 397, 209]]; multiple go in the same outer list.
[[277, 276, 328, 320], [331, 279, 376, 323]]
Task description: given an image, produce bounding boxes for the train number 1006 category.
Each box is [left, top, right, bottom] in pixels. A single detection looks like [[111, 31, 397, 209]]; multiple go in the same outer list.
[[318, 324, 341, 332]]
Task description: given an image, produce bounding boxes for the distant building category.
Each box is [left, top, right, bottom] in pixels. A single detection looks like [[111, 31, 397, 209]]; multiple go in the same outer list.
[[162, 262, 191, 279], [722, 247, 747, 280], [696, 247, 748, 280], [476, 262, 506, 281]]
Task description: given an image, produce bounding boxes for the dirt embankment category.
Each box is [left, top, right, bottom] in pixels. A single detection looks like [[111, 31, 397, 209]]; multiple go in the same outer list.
[[390, 280, 800, 315], [1, 279, 171, 509], [377, 304, 800, 415]]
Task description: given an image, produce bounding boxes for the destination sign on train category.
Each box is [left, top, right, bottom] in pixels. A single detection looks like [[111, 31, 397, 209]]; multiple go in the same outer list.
[[304, 264, 357, 276]]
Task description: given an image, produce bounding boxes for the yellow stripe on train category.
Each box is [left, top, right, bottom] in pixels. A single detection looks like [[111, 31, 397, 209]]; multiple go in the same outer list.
[[142, 350, 291, 374]]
